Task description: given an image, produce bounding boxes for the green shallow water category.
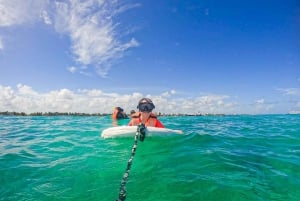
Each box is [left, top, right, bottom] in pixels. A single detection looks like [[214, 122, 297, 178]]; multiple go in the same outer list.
[[0, 115, 300, 201]]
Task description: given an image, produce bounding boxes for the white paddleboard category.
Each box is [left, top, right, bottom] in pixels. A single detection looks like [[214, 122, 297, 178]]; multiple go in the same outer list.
[[101, 126, 183, 139]]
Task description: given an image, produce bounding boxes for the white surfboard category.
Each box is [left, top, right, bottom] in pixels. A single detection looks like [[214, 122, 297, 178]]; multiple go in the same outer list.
[[101, 126, 183, 139]]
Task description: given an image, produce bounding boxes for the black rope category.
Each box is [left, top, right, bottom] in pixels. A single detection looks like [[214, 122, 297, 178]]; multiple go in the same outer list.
[[116, 123, 146, 201]]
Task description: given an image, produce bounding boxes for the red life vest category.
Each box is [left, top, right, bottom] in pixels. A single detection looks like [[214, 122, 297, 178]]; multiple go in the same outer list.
[[130, 112, 158, 127]]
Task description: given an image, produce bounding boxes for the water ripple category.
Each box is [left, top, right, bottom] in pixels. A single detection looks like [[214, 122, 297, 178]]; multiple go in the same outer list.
[[1, 115, 300, 201]]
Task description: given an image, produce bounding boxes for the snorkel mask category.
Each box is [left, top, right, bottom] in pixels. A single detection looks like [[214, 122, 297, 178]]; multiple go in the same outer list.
[[137, 98, 155, 112]]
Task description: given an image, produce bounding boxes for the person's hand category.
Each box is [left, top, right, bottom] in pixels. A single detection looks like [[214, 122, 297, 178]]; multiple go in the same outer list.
[[137, 123, 146, 141]]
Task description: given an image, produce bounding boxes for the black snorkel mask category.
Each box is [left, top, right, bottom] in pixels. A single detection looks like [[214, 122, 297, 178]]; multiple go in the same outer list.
[[137, 98, 155, 112], [138, 103, 155, 112]]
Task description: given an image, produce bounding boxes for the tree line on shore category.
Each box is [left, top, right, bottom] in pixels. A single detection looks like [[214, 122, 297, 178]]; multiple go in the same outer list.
[[0, 111, 110, 116], [0, 111, 225, 117]]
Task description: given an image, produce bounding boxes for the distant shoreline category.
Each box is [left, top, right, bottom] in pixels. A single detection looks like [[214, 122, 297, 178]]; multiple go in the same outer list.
[[0, 111, 227, 117], [0, 111, 109, 117], [1, 111, 298, 117]]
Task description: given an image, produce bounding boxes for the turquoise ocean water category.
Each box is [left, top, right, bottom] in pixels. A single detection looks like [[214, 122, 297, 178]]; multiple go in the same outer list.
[[1, 114, 300, 201]]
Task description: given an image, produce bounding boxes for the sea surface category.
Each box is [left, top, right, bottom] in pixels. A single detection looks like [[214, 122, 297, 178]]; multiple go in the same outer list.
[[0, 114, 299, 201]]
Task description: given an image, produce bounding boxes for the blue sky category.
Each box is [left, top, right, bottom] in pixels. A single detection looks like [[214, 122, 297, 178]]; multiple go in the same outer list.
[[0, 0, 299, 114]]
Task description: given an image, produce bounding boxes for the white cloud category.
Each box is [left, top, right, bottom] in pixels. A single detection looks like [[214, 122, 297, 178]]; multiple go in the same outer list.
[[255, 99, 265, 104], [288, 101, 300, 114], [0, 0, 48, 26], [17, 84, 38, 96], [277, 88, 300, 96], [67, 66, 77, 73], [41, 10, 52, 25], [0, 36, 3, 50], [0, 85, 15, 101], [252, 98, 274, 113], [161, 90, 176, 97], [54, 0, 139, 77], [0, 84, 240, 114], [0, 0, 139, 77], [2, 85, 294, 115]]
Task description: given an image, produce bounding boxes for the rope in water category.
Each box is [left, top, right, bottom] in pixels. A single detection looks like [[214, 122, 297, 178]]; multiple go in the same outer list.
[[116, 124, 146, 201]]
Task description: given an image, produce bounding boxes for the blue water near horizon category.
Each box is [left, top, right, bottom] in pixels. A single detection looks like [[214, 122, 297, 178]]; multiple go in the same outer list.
[[1, 114, 300, 201]]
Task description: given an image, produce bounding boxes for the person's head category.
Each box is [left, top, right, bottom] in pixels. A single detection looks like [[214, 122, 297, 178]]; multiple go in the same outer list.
[[137, 98, 155, 113], [115, 107, 123, 112]]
